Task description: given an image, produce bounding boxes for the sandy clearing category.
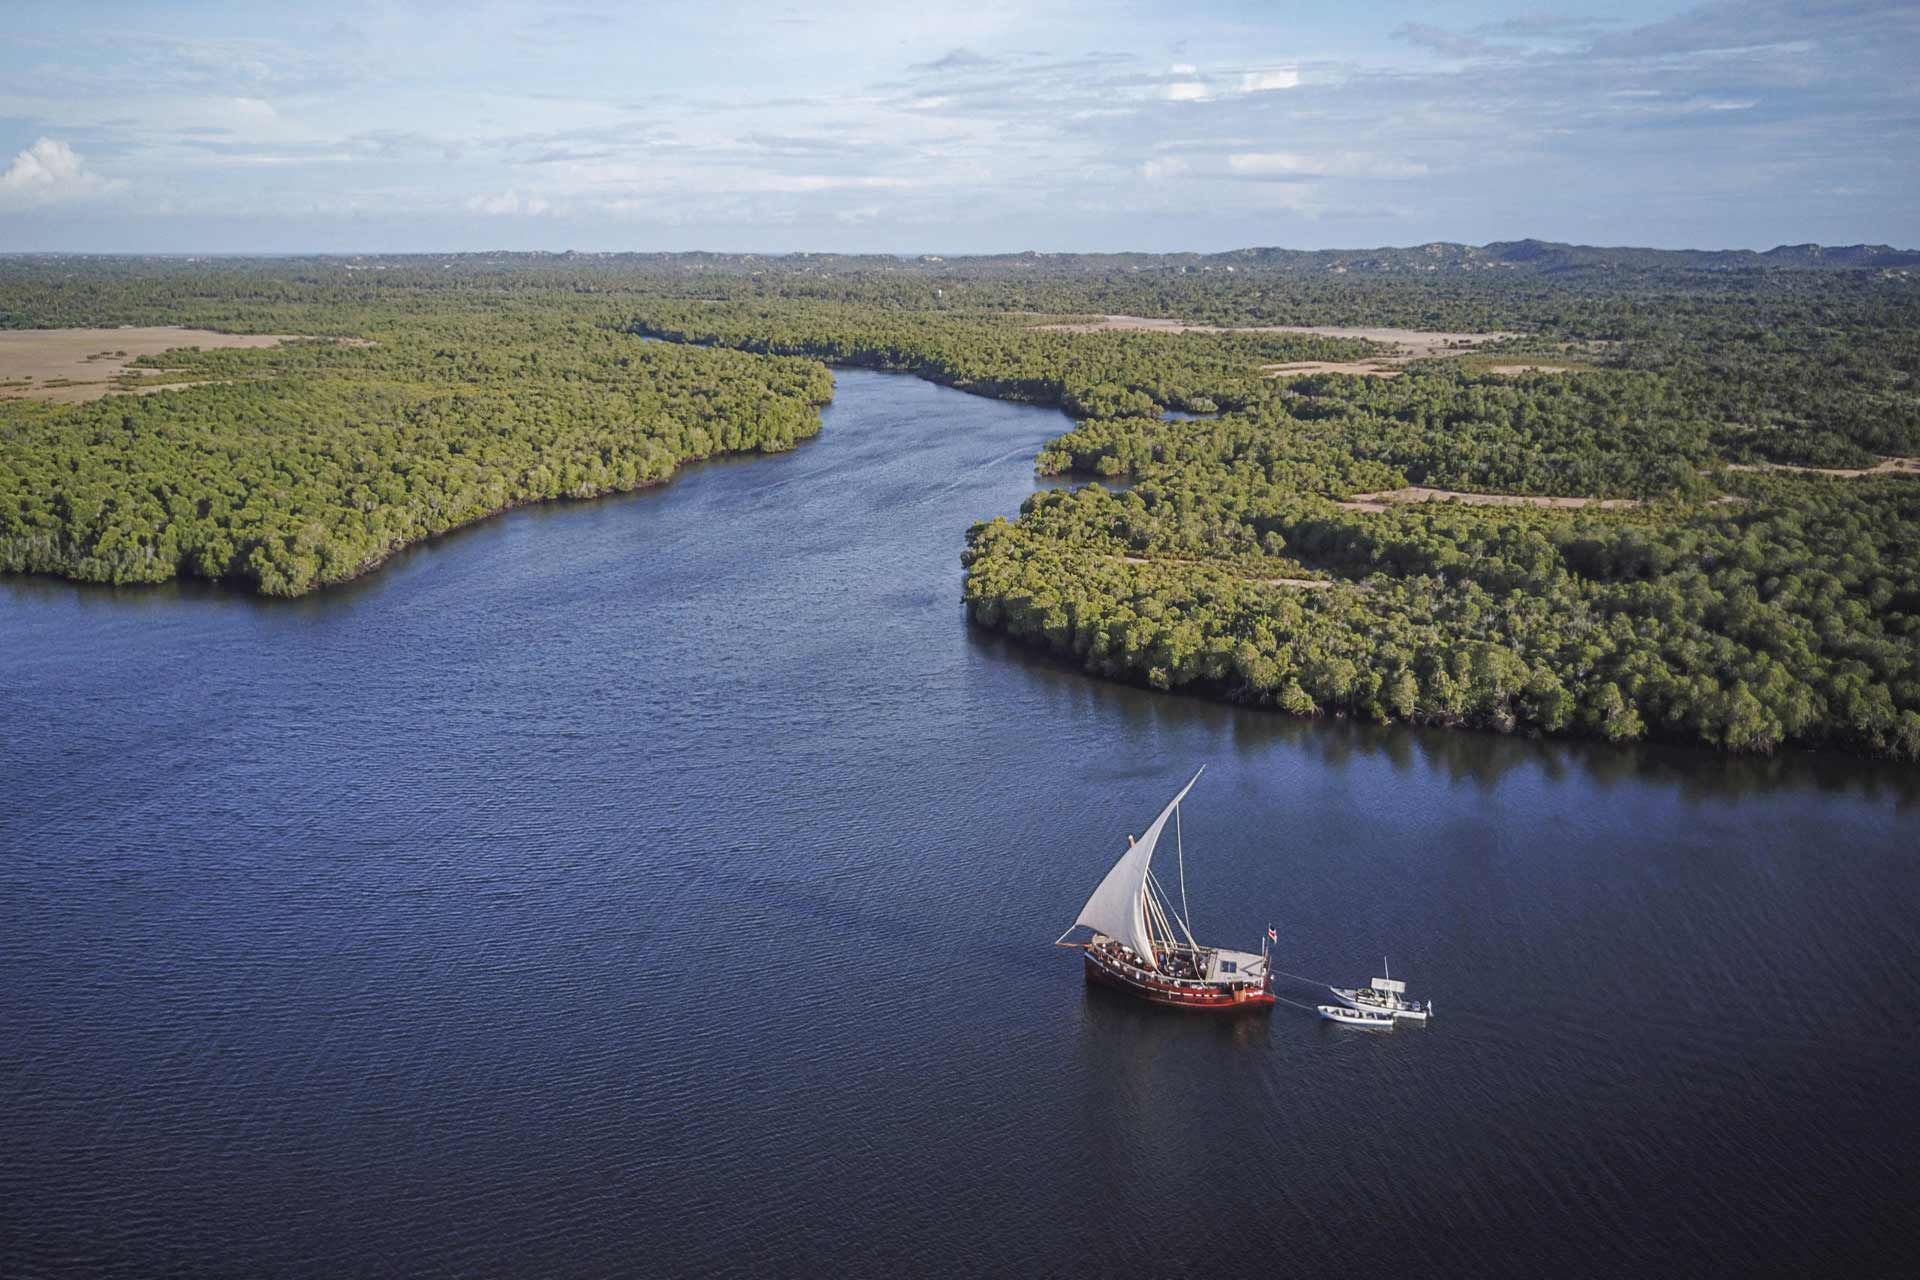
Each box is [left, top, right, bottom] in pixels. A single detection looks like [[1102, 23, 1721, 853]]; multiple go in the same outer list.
[[1334, 486, 1641, 513], [1725, 457, 1920, 479], [1036, 314, 1512, 379], [1254, 574, 1339, 589], [1257, 324, 1519, 357], [1485, 363, 1574, 375], [1030, 314, 1521, 381], [1035, 314, 1513, 349], [0, 327, 348, 403], [1259, 360, 1401, 379], [1115, 553, 1336, 588]]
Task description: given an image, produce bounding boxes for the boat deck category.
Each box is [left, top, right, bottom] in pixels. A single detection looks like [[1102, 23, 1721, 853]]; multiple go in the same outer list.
[[1084, 943, 1275, 1012]]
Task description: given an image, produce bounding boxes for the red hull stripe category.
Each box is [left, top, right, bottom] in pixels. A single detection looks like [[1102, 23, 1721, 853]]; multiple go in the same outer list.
[[1082, 950, 1276, 1013]]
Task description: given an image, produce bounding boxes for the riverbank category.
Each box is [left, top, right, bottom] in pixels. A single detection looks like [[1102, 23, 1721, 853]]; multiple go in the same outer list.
[[632, 310, 1919, 758]]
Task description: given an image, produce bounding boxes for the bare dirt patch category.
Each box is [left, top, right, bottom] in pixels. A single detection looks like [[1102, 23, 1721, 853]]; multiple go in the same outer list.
[[1484, 363, 1574, 375], [1725, 457, 1920, 479], [1258, 360, 1402, 380], [1029, 314, 1518, 380], [1254, 574, 1339, 589], [1334, 486, 1641, 514], [1254, 324, 1519, 359], [1034, 314, 1513, 351], [0, 327, 342, 403], [1323, 464, 1912, 516]]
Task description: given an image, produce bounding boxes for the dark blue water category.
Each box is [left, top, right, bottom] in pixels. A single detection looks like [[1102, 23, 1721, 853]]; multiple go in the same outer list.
[[3, 370, 1917, 1279]]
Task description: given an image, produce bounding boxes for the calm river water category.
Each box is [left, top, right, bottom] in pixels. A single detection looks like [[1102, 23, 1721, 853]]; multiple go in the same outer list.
[[3, 370, 1916, 1278]]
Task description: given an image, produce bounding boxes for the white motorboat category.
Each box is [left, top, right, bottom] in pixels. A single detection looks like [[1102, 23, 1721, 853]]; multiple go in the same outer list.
[[1330, 958, 1430, 1021], [1318, 1003, 1395, 1028]]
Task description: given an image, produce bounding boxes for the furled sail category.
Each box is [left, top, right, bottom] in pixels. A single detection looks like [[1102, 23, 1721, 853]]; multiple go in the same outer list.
[[1069, 769, 1204, 971]]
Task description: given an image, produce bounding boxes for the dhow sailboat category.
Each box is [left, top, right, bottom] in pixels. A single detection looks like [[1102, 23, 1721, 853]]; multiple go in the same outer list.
[[1056, 768, 1276, 1013]]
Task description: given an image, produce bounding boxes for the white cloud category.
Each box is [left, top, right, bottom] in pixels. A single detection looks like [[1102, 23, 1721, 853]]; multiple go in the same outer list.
[[1603, 94, 1761, 118], [1227, 152, 1314, 177], [1252, 182, 1324, 214], [1239, 67, 1300, 92], [776, 175, 919, 192], [197, 151, 355, 168], [1170, 63, 1198, 75], [466, 189, 551, 216], [1164, 81, 1210, 102], [1229, 151, 1429, 180], [0, 138, 119, 206], [228, 96, 279, 127]]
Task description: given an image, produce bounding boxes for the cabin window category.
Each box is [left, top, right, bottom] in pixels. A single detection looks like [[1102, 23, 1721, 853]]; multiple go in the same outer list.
[[1220, 961, 1236, 974]]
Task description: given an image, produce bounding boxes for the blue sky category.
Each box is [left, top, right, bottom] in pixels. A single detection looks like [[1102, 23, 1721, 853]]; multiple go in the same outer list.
[[1, 0, 1914, 253]]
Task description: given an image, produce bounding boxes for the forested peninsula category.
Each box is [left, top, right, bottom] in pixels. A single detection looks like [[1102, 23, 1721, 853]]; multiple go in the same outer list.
[[3, 247, 1916, 756], [0, 285, 831, 595]]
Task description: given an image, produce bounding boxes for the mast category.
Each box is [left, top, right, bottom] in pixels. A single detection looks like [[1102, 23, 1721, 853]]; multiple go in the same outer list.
[[1176, 801, 1193, 940], [1142, 882, 1166, 954], [1147, 867, 1201, 953], [1142, 872, 1190, 957]]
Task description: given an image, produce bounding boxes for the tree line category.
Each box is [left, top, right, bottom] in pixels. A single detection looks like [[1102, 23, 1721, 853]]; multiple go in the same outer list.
[[1, 300, 830, 595], [4, 256, 1914, 756]]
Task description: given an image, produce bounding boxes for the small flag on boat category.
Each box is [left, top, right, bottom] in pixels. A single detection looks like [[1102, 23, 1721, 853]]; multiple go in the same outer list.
[[1267, 927, 1278, 943]]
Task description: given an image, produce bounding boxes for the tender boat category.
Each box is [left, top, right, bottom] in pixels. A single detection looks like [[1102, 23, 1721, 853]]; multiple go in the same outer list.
[[1330, 958, 1431, 1021], [1318, 1003, 1396, 1028], [1056, 767, 1276, 1013]]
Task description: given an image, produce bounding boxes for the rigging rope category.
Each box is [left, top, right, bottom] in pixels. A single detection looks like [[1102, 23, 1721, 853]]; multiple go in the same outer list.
[[1267, 966, 1340, 990], [1263, 961, 1341, 1011]]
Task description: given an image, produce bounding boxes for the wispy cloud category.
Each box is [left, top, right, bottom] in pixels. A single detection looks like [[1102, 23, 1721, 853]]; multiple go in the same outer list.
[[1475, 14, 1618, 39], [0, 0, 1913, 251], [1228, 151, 1430, 180], [1395, 22, 1503, 59], [1239, 67, 1300, 92], [467, 189, 552, 216], [912, 47, 998, 72]]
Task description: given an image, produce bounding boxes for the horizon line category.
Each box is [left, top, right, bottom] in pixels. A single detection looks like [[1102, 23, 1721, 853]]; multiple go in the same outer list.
[[3, 238, 1917, 261]]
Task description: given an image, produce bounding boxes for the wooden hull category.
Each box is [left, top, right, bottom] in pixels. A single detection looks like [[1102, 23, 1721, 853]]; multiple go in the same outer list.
[[1083, 946, 1276, 1013]]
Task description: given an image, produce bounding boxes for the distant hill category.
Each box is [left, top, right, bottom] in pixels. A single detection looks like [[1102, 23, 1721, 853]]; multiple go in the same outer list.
[[7, 240, 1916, 279], [1198, 239, 1920, 275], [563, 239, 1920, 276]]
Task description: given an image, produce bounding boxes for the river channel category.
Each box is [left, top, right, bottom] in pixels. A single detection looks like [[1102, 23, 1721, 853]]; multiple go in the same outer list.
[[2, 368, 1915, 1278]]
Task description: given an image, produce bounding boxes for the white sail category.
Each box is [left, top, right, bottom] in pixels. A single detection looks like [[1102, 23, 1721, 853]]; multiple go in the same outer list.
[[1069, 769, 1204, 971]]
